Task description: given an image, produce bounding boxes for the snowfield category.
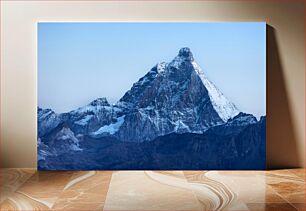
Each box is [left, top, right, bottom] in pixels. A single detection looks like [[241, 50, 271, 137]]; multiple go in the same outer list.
[[91, 115, 125, 137]]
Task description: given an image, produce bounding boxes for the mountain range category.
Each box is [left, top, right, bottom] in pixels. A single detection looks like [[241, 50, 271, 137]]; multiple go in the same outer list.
[[38, 47, 266, 170]]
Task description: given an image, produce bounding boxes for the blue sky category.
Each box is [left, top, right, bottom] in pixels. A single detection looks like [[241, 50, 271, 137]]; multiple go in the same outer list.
[[38, 22, 266, 118]]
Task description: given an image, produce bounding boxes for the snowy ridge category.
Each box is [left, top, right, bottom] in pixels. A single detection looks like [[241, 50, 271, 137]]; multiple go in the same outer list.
[[192, 61, 239, 121], [72, 98, 121, 115], [74, 104, 113, 114], [226, 112, 257, 126]]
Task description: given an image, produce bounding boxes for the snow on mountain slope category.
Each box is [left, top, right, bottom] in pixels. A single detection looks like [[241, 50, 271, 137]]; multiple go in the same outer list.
[[74, 115, 94, 126], [91, 115, 125, 137], [192, 61, 239, 121]]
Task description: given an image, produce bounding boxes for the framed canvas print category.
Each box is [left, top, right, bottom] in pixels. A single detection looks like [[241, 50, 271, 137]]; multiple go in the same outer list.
[[37, 22, 266, 170]]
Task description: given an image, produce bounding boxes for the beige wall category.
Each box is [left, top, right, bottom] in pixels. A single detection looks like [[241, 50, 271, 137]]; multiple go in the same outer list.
[[1, 0, 304, 168]]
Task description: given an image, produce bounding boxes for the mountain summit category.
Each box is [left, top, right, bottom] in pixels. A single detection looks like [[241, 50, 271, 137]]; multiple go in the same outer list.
[[118, 47, 239, 141], [39, 48, 239, 143], [178, 47, 194, 61]]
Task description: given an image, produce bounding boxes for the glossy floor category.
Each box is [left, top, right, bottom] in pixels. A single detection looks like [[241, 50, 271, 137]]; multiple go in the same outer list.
[[0, 169, 304, 210]]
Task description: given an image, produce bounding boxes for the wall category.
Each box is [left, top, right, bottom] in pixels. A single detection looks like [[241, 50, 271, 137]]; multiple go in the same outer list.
[[1, 0, 304, 168]]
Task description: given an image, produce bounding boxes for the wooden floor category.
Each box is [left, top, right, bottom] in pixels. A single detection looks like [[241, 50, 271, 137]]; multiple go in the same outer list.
[[0, 169, 304, 211]]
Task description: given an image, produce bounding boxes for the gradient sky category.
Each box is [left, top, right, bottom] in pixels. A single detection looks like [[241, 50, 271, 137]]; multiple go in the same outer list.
[[38, 22, 266, 118]]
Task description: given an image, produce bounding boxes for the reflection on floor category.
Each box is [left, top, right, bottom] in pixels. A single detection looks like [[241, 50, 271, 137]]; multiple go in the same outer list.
[[0, 169, 304, 210]]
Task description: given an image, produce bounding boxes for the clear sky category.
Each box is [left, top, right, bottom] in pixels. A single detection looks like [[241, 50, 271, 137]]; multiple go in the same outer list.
[[38, 22, 266, 118]]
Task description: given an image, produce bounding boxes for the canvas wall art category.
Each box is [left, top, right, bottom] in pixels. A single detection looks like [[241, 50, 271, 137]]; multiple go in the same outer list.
[[38, 22, 266, 170]]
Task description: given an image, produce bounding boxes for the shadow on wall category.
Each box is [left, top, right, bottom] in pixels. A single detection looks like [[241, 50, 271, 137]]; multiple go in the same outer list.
[[266, 25, 299, 169]]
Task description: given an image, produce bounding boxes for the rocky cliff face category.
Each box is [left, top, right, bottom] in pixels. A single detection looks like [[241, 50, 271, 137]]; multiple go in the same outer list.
[[115, 48, 239, 142]]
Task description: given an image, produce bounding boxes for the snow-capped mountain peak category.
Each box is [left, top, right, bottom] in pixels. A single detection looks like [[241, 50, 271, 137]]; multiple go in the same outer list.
[[168, 47, 194, 69], [39, 47, 242, 143]]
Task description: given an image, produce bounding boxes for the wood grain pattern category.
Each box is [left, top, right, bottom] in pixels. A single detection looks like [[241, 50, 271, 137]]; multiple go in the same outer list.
[[0, 169, 304, 210], [52, 171, 112, 210], [0, 169, 35, 204]]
